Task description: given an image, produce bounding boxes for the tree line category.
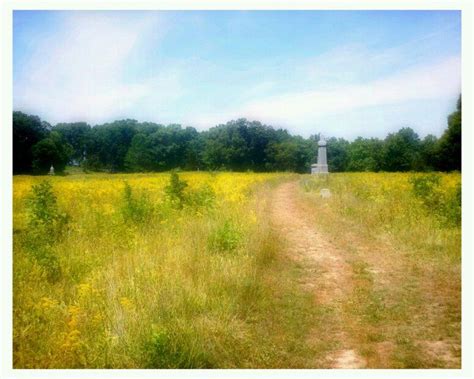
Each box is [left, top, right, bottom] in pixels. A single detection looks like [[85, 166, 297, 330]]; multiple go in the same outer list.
[[13, 95, 461, 175]]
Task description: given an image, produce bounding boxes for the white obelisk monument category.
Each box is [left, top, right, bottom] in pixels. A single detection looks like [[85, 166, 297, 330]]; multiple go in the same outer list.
[[311, 136, 329, 174]]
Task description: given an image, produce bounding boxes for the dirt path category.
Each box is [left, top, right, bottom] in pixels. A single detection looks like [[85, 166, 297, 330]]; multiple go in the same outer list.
[[270, 180, 460, 369], [270, 181, 366, 368]]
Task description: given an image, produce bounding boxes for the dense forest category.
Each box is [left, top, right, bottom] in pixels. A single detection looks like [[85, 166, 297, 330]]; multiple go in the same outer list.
[[13, 96, 461, 175]]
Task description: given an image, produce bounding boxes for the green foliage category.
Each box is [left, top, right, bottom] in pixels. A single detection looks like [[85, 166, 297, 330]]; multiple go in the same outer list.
[[121, 182, 153, 224], [82, 155, 103, 171], [164, 171, 188, 209], [346, 137, 383, 172], [32, 132, 73, 174], [327, 137, 350, 172], [25, 181, 68, 282], [13, 111, 50, 174], [382, 128, 421, 172], [27, 181, 69, 239], [28, 244, 62, 283], [13, 95, 462, 174], [145, 328, 213, 368], [53, 122, 91, 164], [125, 126, 201, 172], [410, 174, 441, 206], [445, 182, 462, 226], [186, 183, 216, 209], [84, 119, 138, 172], [410, 174, 461, 226], [437, 95, 461, 171], [208, 220, 242, 253], [265, 137, 314, 173], [419, 135, 439, 171]]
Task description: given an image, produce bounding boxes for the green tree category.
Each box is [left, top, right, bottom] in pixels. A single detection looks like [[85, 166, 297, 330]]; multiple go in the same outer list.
[[436, 95, 461, 171], [31, 132, 72, 174], [419, 134, 439, 171], [84, 120, 137, 171], [14, 105, 462, 175], [53, 122, 91, 164], [381, 128, 421, 172], [13, 111, 50, 174], [125, 133, 157, 172], [125, 124, 201, 171], [265, 137, 313, 173], [202, 121, 250, 171], [327, 137, 349, 172], [346, 137, 383, 172]]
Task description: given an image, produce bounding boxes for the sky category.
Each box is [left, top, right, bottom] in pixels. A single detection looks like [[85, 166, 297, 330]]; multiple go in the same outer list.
[[13, 10, 461, 140]]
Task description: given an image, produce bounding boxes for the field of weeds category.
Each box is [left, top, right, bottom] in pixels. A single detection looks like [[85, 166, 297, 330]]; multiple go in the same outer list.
[[13, 171, 462, 368], [13, 171, 317, 368]]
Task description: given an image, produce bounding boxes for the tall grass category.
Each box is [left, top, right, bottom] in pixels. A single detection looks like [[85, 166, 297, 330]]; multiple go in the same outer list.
[[301, 172, 461, 260], [13, 172, 317, 368]]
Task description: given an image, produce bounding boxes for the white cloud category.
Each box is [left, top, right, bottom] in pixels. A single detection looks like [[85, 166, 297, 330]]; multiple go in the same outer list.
[[14, 14, 460, 138], [190, 56, 460, 134], [14, 12, 175, 124]]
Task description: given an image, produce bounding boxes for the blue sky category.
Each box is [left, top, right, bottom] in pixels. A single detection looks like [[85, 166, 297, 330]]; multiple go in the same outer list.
[[13, 10, 461, 139]]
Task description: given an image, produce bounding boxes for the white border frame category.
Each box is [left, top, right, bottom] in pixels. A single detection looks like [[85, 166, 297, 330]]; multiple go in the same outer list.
[[1, 1, 473, 379]]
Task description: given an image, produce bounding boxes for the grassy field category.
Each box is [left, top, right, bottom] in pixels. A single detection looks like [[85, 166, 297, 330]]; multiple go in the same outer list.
[[13, 171, 461, 368], [13, 171, 320, 368]]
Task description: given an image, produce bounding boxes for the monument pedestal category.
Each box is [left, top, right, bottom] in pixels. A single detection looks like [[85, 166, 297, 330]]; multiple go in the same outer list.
[[311, 164, 328, 174]]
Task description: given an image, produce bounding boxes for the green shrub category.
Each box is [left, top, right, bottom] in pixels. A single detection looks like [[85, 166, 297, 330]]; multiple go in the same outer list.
[[25, 181, 67, 282], [410, 174, 442, 209], [27, 180, 69, 239], [444, 182, 461, 226], [410, 174, 461, 227], [145, 328, 213, 368], [121, 182, 152, 224], [164, 171, 188, 209], [208, 220, 241, 253], [29, 245, 62, 283], [186, 183, 215, 209]]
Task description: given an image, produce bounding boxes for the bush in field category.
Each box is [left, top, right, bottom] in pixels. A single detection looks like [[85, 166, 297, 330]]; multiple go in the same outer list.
[[445, 182, 461, 226], [164, 171, 188, 209], [187, 183, 216, 209], [410, 174, 461, 226], [208, 220, 242, 253], [410, 174, 442, 209], [27, 181, 69, 240], [145, 329, 213, 368], [121, 182, 153, 224], [28, 244, 62, 283], [25, 181, 68, 282]]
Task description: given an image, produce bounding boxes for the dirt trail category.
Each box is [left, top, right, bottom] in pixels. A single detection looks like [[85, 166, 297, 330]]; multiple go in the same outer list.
[[270, 181, 366, 369]]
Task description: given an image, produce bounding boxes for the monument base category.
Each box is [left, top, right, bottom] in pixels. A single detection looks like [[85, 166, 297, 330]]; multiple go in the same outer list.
[[311, 164, 328, 174]]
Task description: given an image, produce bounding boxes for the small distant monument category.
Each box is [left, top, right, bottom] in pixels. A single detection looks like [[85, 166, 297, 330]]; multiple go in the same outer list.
[[311, 135, 329, 175], [311, 135, 331, 197], [48, 165, 55, 176]]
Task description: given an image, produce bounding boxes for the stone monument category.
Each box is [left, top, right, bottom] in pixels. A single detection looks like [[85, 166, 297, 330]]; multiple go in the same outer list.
[[48, 165, 55, 175], [311, 135, 329, 175]]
